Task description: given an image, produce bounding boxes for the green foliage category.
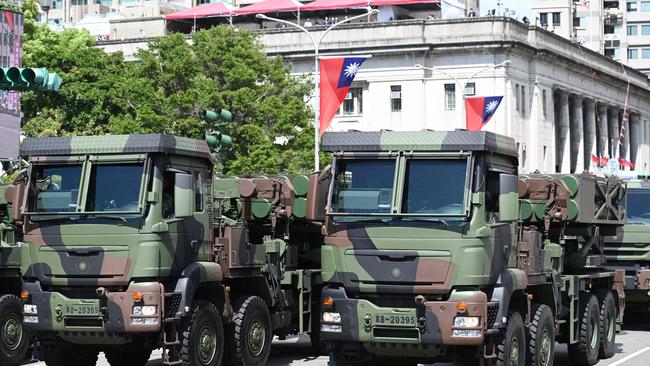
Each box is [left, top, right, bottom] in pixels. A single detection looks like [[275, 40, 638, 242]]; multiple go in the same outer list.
[[21, 24, 317, 174]]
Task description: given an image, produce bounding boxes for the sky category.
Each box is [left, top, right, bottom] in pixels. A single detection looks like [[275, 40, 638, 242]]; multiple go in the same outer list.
[[479, 0, 533, 18]]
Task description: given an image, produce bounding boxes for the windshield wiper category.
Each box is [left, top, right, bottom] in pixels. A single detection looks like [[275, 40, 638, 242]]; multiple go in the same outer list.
[[399, 218, 449, 227], [83, 215, 128, 223], [30, 215, 80, 222]]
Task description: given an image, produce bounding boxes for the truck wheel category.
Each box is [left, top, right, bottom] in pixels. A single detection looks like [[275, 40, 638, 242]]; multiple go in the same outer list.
[[226, 296, 272, 366], [496, 312, 526, 366], [105, 348, 152, 366], [180, 300, 224, 366], [595, 290, 616, 359], [568, 293, 600, 366], [0, 295, 30, 366], [527, 304, 554, 366], [42, 346, 99, 366]]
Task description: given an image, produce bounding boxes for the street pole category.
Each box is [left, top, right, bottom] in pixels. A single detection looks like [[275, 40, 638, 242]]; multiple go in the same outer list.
[[257, 9, 379, 171], [415, 60, 511, 128]]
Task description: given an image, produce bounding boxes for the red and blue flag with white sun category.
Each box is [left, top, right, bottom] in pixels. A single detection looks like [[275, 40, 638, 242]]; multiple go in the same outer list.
[[465, 96, 503, 131], [319, 57, 368, 135]]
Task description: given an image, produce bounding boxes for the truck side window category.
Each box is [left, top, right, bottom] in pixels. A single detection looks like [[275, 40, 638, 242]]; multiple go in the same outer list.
[[485, 171, 500, 220], [162, 171, 175, 219], [195, 172, 204, 212]]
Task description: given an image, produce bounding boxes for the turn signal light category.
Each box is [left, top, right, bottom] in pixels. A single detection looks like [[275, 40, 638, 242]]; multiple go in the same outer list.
[[456, 301, 467, 313], [132, 291, 143, 302], [323, 296, 334, 307], [20, 290, 29, 300]]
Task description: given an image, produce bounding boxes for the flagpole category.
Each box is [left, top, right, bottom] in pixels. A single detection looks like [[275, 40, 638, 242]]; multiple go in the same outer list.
[[257, 9, 379, 171], [415, 60, 511, 129]]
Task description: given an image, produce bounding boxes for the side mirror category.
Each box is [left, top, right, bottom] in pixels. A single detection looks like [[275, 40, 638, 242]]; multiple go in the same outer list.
[[174, 173, 195, 219], [499, 174, 519, 222]]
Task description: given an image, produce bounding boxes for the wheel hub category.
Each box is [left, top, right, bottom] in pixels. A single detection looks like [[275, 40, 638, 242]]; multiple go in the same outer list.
[[1, 315, 22, 351], [247, 320, 266, 357], [540, 328, 552, 366], [197, 323, 216, 365], [510, 335, 520, 366], [590, 316, 598, 349]]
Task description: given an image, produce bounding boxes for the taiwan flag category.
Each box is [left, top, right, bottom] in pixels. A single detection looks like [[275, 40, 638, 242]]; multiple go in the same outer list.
[[465, 96, 504, 131], [319, 57, 368, 135]]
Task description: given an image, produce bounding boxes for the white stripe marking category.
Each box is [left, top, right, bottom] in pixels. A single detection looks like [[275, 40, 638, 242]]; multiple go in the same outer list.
[[609, 347, 650, 366]]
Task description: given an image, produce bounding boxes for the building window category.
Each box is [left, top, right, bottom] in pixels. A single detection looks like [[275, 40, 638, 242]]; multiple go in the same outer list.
[[643, 48, 650, 58], [642, 25, 650, 35], [642, 1, 650, 11], [542, 89, 547, 118], [444, 84, 456, 110], [515, 84, 520, 112], [390, 85, 402, 112], [629, 48, 639, 59], [573, 17, 585, 27], [614, 48, 622, 59], [552, 12, 561, 26], [540, 13, 548, 27], [521, 86, 526, 116], [628, 25, 638, 35], [628, 0, 638, 12], [464, 82, 476, 96], [614, 24, 623, 34], [341, 87, 363, 115]]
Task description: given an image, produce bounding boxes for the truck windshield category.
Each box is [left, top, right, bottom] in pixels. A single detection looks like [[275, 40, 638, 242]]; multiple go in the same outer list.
[[402, 160, 467, 215], [331, 159, 395, 214], [28, 165, 83, 212], [85, 164, 143, 212], [626, 189, 650, 223]]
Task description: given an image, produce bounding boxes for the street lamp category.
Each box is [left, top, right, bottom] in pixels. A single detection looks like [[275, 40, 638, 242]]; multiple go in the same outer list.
[[415, 60, 511, 128], [257, 9, 379, 171]]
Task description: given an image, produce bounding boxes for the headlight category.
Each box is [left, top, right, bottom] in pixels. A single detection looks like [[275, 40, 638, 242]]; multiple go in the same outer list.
[[131, 317, 158, 325], [23, 316, 38, 324], [132, 306, 157, 316], [453, 316, 480, 328], [452, 329, 482, 337], [322, 312, 341, 323], [24, 304, 38, 315], [321, 324, 342, 333]]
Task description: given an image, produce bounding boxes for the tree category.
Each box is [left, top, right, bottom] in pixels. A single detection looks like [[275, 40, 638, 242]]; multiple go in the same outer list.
[[21, 20, 318, 174]]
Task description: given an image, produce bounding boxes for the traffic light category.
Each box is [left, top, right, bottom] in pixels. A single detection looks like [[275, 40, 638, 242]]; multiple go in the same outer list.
[[0, 67, 62, 92], [205, 133, 232, 149], [201, 108, 232, 123]]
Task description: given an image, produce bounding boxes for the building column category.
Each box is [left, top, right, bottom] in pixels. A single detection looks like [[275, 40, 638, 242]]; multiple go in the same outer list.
[[597, 103, 608, 159], [621, 112, 630, 161], [630, 112, 641, 168], [608, 107, 620, 159], [583, 99, 596, 170], [569, 94, 584, 173], [554, 90, 570, 173]]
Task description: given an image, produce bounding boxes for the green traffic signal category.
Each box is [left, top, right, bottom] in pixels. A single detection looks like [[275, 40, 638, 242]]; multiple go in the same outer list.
[[0, 67, 62, 91], [201, 108, 232, 123], [206, 133, 232, 149]]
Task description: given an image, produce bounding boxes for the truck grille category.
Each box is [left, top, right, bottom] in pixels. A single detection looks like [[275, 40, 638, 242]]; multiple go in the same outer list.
[[487, 304, 499, 328], [165, 293, 182, 318], [373, 328, 419, 339], [64, 317, 103, 328]]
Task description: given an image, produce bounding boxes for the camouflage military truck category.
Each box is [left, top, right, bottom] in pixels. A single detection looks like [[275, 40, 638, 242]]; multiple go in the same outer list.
[[16, 134, 323, 366], [0, 181, 31, 366], [317, 131, 626, 366], [604, 179, 650, 312]]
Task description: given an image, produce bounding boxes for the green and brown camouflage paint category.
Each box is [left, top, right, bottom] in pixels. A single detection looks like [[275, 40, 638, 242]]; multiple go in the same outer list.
[[604, 180, 650, 310], [18, 134, 225, 347], [318, 131, 626, 364]]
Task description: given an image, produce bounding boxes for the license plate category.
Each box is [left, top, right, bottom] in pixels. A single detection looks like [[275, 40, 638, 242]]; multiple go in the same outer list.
[[64, 304, 100, 316], [374, 314, 416, 326]]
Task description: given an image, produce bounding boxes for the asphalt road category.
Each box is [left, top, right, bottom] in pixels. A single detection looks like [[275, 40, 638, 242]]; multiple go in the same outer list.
[[27, 313, 650, 366]]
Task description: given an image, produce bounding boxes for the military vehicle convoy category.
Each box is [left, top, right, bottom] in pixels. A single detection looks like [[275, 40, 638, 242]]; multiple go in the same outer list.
[[0, 182, 31, 366], [604, 180, 650, 312], [15, 134, 323, 366], [318, 130, 626, 366]]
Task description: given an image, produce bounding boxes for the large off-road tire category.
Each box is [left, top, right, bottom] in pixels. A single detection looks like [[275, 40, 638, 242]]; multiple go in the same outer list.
[[42, 345, 99, 366], [568, 293, 600, 366], [0, 295, 30, 366], [496, 312, 526, 366], [180, 300, 224, 366], [105, 348, 152, 366], [595, 290, 616, 360], [226, 296, 272, 366], [527, 304, 555, 366]]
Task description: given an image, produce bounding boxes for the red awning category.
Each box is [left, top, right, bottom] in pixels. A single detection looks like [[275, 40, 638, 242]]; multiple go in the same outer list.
[[165, 2, 235, 20], [234, 0, 303, 15], [301, 0, 438, 10]]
